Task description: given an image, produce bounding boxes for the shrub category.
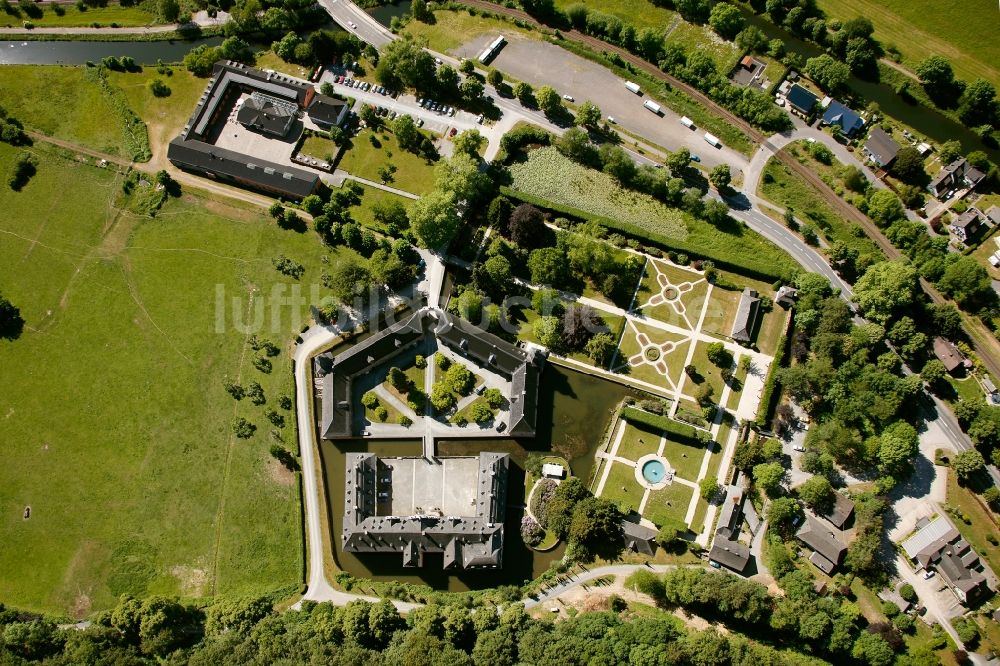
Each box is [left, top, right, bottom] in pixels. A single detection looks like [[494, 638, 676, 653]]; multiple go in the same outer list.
[[246, 381, 265, 405], [620, 407, 704, 446], [232, 417, 256, 439], [520, 516, 544, 546], [899, 583, 916, 603], [361, 391, 379, 409], [399, 415, 412, 427], [435, 353, 450, 370], [414, 354, 426, 369], [265, 409, 284, 428], [224, 381, 245, 400], [374, 406, 389, 422], [483, 388, 504, 408], [147, 78, 171, 97], [530, 478, 559, 528], [952, 617, 979, 646]]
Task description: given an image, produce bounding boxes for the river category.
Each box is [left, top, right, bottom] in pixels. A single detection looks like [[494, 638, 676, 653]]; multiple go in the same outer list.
[[0, 36, 223, 65], [319, 363, 641, 591]]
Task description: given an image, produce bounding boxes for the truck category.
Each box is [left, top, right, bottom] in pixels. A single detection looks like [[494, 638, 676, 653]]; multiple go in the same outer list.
[[680, 116, 695, 129], [643, 100, 662, 115], [624, 81, 641, 95], [703, 132, 721, 147]]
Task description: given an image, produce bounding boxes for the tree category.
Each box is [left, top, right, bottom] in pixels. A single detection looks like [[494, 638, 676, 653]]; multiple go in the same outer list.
[[410, 0, 429, 21], [392, 113, 422, 153], [937, 139, 962, 164], [205, 597, 272, 636], [708, 1, 745, 40], [939, 256, 992, 307], [805, 54, 851, 92], [709, 164, 731, 190], [706, 342, 733, 368], [575, 100, 602, 128], [159, 0, 179, 22], [890, 146, 928, 185], [666, 147, 691, 175], [556, 127, 599, 166], [878, 421, 918, 475], [487, 69, 503, 88], [568, 496, 622, 548], [675, 0, 710, 23], [533, 315, 563, 352], [453, 129, 486, 159], [585, 332, 616, 366], [0, 293, 24, 340], [375, 36, 437, 92], [852, 631, 894, 666], [601, 145, 637, 185], [852, 260, 917, 325], [513, 81, 534, 105], [753, 462, 785, 497], [408, 189, 459, 249], [699, 477, 720, 501], [434, 153, 490, 203], [866, 189, 905, 226], [561, 304, 603, 351], [958, 79, 999, 127], [436, 64, 458, 90], [507, 203, 546, 248], [460, 76, 485, 102], [798, 475, 834, 513], [920, 359, 947, 387], [528, 247, 568, 286], [535, 85, 562, 116], [766, 497, 802, 536], [915, 55, 958, 103], [736, 25, 768, 53], [147, 78, 171, 97], [952, 449, 985, 482], [446, 363, 474, 395]]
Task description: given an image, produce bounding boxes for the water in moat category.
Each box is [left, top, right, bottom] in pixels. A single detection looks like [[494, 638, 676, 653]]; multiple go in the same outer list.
[[0, 36, 223, 65], [366, 0, 413, 28], [319, 363, 641, 590]]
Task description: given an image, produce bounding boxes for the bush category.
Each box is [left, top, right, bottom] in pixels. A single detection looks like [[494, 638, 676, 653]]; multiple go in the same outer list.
[[620, 407, 705, 446], [952, 617, 979, 646], [414, 355, 426, 369], [361, 391, 379, 409], [374, 405, 389, 422], [520, 516, 544, 546], [399, 415, 412, 427], [147, 78, 171, 97], [232, 417, 256, 439], [483, 387, 504, 408], [899, 583, 916, 603]]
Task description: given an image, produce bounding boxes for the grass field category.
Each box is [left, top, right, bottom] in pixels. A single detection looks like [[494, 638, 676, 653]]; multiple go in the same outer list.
[[402, 8, 536, 55], [616, 423, 661, 461], [0, 142, 360, 615], [509, 147, 797, 279], [253, 51, 315, 80], [347, 184, 413, 233], [299, 134, 337, 162], [601, 461, 645, 513], [338, 127, 437, 196], [0, 2, 157, 28], [0, 65, 140, 158], [660, 438, 703, 482], [813, 0, 1000, 89], [644, 483, 694, 528]]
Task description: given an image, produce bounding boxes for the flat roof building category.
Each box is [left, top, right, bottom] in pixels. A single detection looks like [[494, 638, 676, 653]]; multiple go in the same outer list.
[[342, 452, 509, 569]]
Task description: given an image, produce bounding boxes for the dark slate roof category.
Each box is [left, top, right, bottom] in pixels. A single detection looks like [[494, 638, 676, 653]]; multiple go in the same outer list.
[[823, 100, 864, 136], [952, 208, 984, 232], [731, 288, 761, 343], [796, 515, 847, 568], [928, 158, 984, 195], [167, 137, 318, 199], [821, 492, 855, 530], [622, 520, 658, 556], [307, 94, 348, 125], [342, 452, 509, 569], [932, 337, 965, 373], [864, 127, 900, 167], [710, 535, 750, 572], [237, 96, 296, 136], [786, 84, 818, 113]]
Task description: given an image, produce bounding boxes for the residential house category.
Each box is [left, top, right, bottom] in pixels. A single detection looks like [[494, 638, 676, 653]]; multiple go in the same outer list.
[[236, 93, 298, 137], [928, 158, 987, 199], [622, 520, 659, 556], [820, 492, 855, 530], [731, 288, 762, 344], [785, 84, 818, 115], [796, 514, 847, 574], [863, 127, 901, 168], [901, 514, 993, 606], [949, 208, 987, 244], [306, 94, 349, 127], [708, 482, 751, 572], [775, 285, 798, 308], [932, 337, 969, 375], [821, 100, 865, 137]]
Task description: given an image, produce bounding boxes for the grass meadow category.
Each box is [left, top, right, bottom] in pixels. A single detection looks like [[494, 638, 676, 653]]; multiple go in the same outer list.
[[402, 8, 537, 54], [814, 0, 1000, 89], [0, 2, 157, 28], [338, 127, 438, 196], [0, 142, 374, 615]]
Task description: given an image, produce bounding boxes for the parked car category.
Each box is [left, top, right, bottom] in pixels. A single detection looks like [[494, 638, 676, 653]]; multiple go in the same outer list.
[[793, 445, 805, 452], [923, 570, 935, 579], [416, 118, 424, 127], [347, 21, 357, 29], [448, 107, 456, 116], [562, 94, 574, 101], [389, 111, 397, 119], [449, 127, 458, 137], [476, 114, 484, 124], [690, 154, 701, 162], [607, 116, 616, 123]]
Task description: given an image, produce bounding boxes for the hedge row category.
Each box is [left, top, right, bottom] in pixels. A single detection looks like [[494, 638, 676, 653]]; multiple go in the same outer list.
[[621, 407, 705, 446], [500, 186, 790, 282], [755, 317, 792, 428]]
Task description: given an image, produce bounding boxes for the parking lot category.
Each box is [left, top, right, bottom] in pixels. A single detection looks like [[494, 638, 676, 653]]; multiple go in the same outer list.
[[453, 34, 748, 172]]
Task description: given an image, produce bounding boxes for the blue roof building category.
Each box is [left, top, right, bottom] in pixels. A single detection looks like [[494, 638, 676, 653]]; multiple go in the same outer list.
[[822, 100, 864, 137], [785, 84, 818, 114]]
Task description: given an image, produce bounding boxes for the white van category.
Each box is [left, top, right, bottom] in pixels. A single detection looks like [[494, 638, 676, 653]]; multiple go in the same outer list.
[[680, 116, 695, 129], [703, 132, 721, 147], [625, 81, 641, 95], [643, 100, 662, 115]]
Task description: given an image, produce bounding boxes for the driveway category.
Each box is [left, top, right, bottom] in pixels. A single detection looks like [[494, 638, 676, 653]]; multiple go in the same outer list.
[[452, 34, 748, 173]]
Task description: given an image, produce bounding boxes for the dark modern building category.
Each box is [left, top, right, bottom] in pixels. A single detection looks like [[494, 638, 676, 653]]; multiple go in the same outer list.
[[342, 452, 509, 569], [785, 84, 818, 115], [709, 481, 751, 572], [822, 100, 864, 137], [928, 157, 987, 199], [167, 60, 346, 200]]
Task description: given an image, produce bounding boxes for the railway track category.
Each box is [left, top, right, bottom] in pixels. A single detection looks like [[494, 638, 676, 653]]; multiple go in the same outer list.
[[459, 0, 1000, 379]]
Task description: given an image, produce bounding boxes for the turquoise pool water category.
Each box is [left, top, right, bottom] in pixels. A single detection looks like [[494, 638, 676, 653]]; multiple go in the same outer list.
[[642, 459, 666, 483]]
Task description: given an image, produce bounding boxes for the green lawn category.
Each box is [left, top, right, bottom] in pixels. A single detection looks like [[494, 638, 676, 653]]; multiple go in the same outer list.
[[633, 259, 708, 328], [644, 483, 694, 528], [687, 340, 728, 401], [614, 321, 689, 388], [0, 65, 144, 159], [600, 461, 645, 514], [253, 52, 315, 80], [0, 143, 360, 616], [338, 127, 438, 196], [813, 0, 1000, 89], [0, 2, 157, 27], [616, 423, 661, 461], [661, 438, 705, 482], [299, 134, 338, 162], [347, 184, 414, 233], [698, 285, 740, 340], [402, 7, 536, 54]]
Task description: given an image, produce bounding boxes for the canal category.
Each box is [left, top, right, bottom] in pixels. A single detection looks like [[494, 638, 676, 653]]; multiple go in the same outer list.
[[318, 363, 641, 590], [0, 36, 223, 65], [366, 0, 413, 28]]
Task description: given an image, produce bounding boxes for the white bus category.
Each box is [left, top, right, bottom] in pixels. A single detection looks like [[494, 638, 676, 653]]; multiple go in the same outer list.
[[703, 132, 721, 147], [479, 35, 506, 64], [643, 99, 662, 115], [624, 81, 641, 94]]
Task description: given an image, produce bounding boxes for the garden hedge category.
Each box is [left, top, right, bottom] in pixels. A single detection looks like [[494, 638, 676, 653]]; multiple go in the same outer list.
[[621, 407, 705, 446]]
